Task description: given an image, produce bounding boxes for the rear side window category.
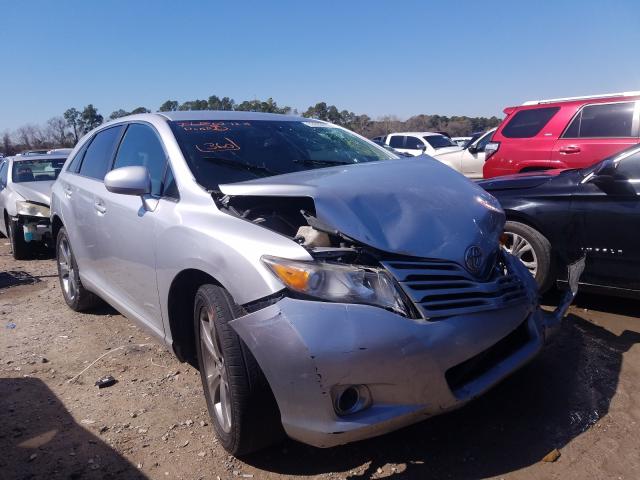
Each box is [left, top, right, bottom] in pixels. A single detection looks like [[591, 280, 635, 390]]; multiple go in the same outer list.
[[112, 124, 167, 196], [501, 107, 560, 138], [389, 136, 405, 148], [405, 136, 423, 149], [79, 126, 125, 180], [563, 102, 635, 138]]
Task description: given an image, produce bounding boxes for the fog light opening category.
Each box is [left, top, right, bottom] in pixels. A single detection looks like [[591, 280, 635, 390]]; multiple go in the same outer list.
[[334, 385, 371, 416]]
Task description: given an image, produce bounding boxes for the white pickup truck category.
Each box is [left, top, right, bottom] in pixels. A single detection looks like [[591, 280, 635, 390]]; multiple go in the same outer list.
[[380, 129, 496, 179]]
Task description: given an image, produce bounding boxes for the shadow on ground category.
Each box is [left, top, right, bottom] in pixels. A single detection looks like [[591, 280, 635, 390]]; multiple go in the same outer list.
[[0, 377, 147, 480], [247, 296, 640, 479]]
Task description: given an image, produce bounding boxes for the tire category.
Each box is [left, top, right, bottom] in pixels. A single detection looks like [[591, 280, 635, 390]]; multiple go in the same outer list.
[[56, 226, 100, 311], [194, 284, 283, 455], [8, 219, 30, 260], [503, 220, 554, 293]]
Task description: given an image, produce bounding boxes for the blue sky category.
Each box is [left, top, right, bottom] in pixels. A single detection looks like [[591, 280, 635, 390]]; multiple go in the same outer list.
[[1, 0, 639, 131]]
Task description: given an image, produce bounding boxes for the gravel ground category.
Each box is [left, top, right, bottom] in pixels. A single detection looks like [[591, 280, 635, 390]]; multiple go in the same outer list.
[[1, 241, 639, 480]]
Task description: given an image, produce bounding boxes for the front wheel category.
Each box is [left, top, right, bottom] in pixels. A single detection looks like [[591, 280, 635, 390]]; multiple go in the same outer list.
[[194, 284, 283, 455], [8, 219, 30, 260], [502, 221, 554, 293]]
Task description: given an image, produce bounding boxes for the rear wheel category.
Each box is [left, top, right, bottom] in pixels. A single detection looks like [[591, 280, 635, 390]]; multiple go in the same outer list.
[[56, 227, 100, 311], [194, 284, 283, 455], [502, 221, 554, 292], [8, 219, 30, 260]]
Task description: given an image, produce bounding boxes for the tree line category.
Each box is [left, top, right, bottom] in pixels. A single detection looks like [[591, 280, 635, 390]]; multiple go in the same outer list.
[[1, 95, 501, 155]]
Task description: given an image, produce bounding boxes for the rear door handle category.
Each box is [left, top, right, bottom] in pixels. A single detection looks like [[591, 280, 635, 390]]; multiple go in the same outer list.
[[63, 185, 73, 198], [559, 145, 581, 154], [94, 199, 106, 215]]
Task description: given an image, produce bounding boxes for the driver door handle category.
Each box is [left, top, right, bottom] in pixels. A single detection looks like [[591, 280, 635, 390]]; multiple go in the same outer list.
[[63, 186, 73, 198], [94, 199, 106, 215]]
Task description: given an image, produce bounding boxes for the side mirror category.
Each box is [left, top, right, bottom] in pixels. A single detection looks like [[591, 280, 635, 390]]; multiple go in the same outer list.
[[104, 166, 151, 196], [593, 158, 617, 177]]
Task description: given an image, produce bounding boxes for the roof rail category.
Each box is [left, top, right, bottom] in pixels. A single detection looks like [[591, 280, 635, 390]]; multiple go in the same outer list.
[[522, 91, 640, 106]]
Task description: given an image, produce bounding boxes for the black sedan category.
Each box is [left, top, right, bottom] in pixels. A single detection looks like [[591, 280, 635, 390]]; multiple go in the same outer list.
[[479, 145, 640, 298]]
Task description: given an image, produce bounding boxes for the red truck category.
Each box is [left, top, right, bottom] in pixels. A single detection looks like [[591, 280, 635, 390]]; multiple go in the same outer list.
[[483, 91, 640, 178]]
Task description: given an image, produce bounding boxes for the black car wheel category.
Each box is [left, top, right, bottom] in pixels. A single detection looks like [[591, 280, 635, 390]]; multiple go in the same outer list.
[[503, 221, 554, 293], [194, 284, 283, 455], [8, 219, 30, 260]]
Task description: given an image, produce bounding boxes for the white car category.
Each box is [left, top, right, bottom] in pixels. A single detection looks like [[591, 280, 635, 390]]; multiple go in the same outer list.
[[384, 132, 462, 157], [451, 136, 472, 147], [433, 128, 496, 179]]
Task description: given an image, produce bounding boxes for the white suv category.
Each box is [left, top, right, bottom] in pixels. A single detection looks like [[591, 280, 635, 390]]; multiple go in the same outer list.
[[433, 128, 497, 179]]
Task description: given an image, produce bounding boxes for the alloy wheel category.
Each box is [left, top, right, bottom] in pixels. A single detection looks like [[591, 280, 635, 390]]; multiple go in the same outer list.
[[502, 231, 538, 277], [58, 236, 77, 301], [199, 307, 232, 433]]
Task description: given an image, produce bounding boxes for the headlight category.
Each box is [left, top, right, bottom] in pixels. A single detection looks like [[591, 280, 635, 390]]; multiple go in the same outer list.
[[16, 201, 50, 218], [262, 255, 411, 316]]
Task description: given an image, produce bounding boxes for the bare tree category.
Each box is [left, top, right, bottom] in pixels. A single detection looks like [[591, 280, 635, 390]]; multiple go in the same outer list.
[[46, 116, 71, 147]]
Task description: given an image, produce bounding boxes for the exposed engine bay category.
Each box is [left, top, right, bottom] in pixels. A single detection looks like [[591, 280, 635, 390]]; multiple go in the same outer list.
[[216, 194, 380, 266]]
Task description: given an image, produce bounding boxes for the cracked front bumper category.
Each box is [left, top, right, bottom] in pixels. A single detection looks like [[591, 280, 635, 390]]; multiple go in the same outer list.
[[230, 288, 554, 448]]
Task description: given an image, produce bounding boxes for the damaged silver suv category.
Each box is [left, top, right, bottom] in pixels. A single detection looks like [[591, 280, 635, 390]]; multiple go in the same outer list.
[[50, 112, 580, 455]]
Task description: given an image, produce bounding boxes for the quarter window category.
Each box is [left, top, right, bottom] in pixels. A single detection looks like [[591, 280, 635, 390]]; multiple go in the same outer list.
[[79, 125, 125, 180], [501, 107, 560, 138], [112, 124, 167, 196], [563, 102, 635, 138], [162, 166, 179, 199], [389, 136, 405, 148], [67, 141, 90, 173]]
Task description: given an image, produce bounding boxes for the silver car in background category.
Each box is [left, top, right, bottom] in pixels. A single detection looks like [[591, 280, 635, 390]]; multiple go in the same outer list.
[[50, 112, 578, 455], [0, 153, 67, 259]]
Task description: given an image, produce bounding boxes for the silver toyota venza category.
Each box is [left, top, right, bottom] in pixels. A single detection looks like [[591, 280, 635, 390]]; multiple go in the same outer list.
[[51, 112, 579, 455]]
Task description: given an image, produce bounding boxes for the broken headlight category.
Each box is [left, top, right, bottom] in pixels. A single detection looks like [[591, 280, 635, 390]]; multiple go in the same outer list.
[[261, 256, 410, 316], [16, 201, 49, 218]]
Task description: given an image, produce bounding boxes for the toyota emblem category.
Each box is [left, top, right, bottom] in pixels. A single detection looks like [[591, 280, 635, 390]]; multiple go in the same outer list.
[[464, 246, 483, 274]]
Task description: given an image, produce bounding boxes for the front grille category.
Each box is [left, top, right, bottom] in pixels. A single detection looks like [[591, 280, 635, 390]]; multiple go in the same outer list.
[[445, 319, 531, 395], [382, 255, 527, 320]]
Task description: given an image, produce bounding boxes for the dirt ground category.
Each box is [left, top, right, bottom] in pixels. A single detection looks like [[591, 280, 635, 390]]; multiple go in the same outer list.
[[1, 241, 639, 480]]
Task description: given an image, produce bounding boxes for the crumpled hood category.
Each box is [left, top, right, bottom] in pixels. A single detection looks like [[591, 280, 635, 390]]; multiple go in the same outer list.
[[11, 181, 54, 205], [219, 158, 505, 270]]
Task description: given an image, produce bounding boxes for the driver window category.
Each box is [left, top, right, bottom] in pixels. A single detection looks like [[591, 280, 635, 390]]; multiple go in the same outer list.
[[476, 131, 495, 152], [113, 123, 167, 196], [615, 151, 640, 181], [405, 136, 423, 149]]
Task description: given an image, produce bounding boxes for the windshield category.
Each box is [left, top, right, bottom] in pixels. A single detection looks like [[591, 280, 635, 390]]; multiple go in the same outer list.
[[170, 120, 398, 190], [12, 158, 66, 183], [423, 135, 457, 149]]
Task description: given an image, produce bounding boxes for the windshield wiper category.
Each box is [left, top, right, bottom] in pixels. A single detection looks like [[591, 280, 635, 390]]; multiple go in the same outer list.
[[202, 157, 279, 177], [293, 159, 352, 166]]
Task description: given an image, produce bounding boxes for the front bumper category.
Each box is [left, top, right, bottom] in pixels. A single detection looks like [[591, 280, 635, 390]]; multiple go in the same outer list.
[[13, 215, 51, 243], [229, 255, 583, 448]]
